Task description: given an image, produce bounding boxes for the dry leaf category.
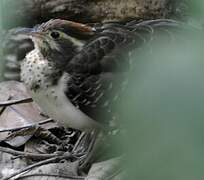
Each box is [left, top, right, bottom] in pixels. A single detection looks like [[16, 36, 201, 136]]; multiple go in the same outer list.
[[0, 81, 55, 147], [14, 161, 80, 180], [0, 151, 27, 179]]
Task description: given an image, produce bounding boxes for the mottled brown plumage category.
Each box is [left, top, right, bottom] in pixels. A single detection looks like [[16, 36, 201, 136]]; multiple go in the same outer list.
[[21, 19, 183, 131]]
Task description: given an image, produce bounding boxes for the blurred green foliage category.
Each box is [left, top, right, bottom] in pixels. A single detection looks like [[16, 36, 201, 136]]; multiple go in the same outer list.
[[117, 2, 204, 179], [188, 0, 204, 18]]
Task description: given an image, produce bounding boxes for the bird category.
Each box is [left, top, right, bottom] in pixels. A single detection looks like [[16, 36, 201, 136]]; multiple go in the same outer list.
[[20, 19, 183, 132]]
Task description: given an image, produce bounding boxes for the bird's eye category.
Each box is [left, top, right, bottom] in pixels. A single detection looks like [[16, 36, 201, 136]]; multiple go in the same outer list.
[[50, 31, 60, 39]]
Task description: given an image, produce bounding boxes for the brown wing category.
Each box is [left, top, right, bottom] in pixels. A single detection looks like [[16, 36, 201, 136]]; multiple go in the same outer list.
[[64, 19, 183, 126]]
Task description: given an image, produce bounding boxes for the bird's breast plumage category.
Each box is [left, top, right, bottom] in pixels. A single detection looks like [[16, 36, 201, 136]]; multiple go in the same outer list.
[[30, 73, 100, 131], [21, 49, 55, 91], [21, 51, 100, 131]]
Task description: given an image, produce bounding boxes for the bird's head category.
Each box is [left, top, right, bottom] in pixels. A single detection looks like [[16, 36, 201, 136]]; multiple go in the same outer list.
[[26, 19, 95, 68]]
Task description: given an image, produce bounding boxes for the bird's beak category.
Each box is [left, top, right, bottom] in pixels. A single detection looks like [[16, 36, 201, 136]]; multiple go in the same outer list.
[[14, 27, 34, 34], [29, 31, 44, 39], [15, 28, 44, 39]]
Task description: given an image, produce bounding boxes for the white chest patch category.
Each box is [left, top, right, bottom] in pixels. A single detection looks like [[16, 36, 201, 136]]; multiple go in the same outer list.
[[21, 50, 100, 131], [31, 74, 100, 131]]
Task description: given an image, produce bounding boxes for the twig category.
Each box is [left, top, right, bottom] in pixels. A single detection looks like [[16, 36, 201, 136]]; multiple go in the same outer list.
[[0, 118, 53, 133], [34, 127, 63, 145], [14, 173, 84, 180], [0, 105, 7, 116], [0, 146, 63, 160], [72, 132, 86, 153], [0, 98, 33, 107], [0, 96, 11, 115], [2, 153, 73, 180], [79, 131, 98, 169]]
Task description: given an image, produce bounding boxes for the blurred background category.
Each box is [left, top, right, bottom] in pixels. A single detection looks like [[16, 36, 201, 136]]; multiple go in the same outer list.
[[118, 1, 204, 179], [1, 0, 204, 179], [119, 34, 204, 179], [0, 0, 188, 81]]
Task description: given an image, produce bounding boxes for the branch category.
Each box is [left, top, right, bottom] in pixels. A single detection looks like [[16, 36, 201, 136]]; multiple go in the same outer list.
[[0, 146, 63, 160], [0, 118, 53, 133], [0, 97, 33, 107], [13, 173, 84, 180]]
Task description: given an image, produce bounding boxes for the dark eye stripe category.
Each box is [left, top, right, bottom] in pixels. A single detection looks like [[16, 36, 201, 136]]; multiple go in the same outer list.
[[50, 31, 60, 39]]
